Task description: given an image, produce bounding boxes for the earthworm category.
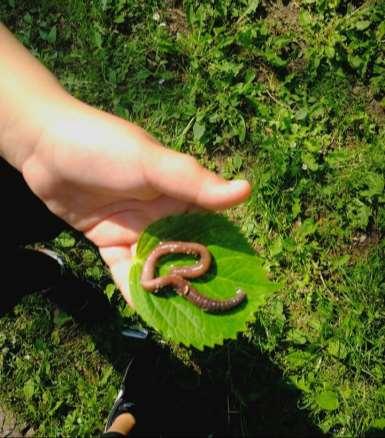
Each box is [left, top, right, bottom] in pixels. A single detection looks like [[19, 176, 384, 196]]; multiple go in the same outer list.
[[141, 241, 247, 313]]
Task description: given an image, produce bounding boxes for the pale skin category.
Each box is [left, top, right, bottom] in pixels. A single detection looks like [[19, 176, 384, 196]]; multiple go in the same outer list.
[[0, 23, 251, 435], [0, 23, 251, 305]]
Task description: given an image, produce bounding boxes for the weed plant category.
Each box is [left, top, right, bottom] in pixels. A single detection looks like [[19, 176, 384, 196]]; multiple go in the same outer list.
[[0, 0, 385, 436]]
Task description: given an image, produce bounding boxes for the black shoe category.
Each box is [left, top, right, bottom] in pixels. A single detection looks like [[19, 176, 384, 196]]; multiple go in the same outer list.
[[104, 358, 136, 433]]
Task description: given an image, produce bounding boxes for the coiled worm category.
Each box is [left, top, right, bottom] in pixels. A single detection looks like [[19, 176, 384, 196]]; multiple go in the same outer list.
[[140, 241, 247, 313]]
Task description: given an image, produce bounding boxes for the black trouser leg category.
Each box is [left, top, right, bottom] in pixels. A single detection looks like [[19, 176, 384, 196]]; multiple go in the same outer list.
[[1, 157, 114, 321], [1, 248, 63, 316], [0, 157, 68, 316], [1, 158, 68, 247]]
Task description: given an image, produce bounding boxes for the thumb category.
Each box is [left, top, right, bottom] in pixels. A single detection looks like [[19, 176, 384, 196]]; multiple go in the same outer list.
[[144, 145, 251, 210]]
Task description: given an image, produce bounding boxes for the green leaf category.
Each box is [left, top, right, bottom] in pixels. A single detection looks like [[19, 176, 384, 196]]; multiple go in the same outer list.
[[264, 49, 287, 68], [114, 13, 125, 24], [304, 139, 322, 153], [331, 254, 350, 269], [288, 375, 311, 392], [55, 232, 76, 248], [237, 0, 261, 23], [285, 350, 314, 370], [237, 115, 246, 142], [105, 283, 117, 301], [299, 10, 312, 27], [315, 390, 339, 411], [371, 418, 385, 430], [99, 366, 113, 386], [129, 213, 278, 349], [93, 30, 102, 49], [295, 218, 317, 240], [348, 55, 363, 70], [286, 329, 307, 345], [232, 153, 243, 171], [193, 121, 206, 142], [327, 339, 348, 359], [360, 172, 384, 197], [53, 310, 73, 327], [270, 237, 283, 257], [326, 150, 349, 168], [376, 21, 385, 40], [295, 108, 308, 121], [47, 25, 57, 44], [325, 45, 335, 59], [302, 152, 319, 171], [292, 198, 301, 218], [23, 379, 36, 400], [354, 20, 371, 31], [347, 199, 371, 228], [23, 12, 32, 24]]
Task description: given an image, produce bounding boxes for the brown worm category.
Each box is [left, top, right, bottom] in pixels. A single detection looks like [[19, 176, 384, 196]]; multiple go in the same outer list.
[[140, 241, 247, 313]]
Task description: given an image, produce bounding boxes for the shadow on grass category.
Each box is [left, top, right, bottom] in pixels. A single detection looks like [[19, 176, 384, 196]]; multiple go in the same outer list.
[[366, 429, 385, 438], [87, 318, 323, 437]]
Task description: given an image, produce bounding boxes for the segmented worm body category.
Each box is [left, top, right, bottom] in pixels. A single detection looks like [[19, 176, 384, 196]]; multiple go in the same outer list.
[[141, 241, 247, 313]]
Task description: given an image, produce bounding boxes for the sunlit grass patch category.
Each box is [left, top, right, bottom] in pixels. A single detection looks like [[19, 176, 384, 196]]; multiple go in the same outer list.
[[1, 0, 385, 436]]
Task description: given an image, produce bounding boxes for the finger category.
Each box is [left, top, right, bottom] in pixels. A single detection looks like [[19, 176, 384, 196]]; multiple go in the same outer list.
[[144, 145, 251, 210]]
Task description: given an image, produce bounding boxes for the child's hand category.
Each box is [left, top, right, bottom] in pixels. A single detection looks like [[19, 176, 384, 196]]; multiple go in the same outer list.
[[0, 23, 250, 305], [21, 98, 251, 305]]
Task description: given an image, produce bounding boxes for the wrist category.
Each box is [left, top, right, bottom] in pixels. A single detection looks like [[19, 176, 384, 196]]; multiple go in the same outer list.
[[0, 86, 72, 172]]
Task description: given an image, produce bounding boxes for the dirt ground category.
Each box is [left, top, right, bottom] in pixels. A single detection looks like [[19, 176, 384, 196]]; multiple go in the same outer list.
[[0, 406, 34, 438]]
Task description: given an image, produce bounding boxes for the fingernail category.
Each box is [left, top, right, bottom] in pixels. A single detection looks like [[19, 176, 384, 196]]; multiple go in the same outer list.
[[228, 179, 250, 191]]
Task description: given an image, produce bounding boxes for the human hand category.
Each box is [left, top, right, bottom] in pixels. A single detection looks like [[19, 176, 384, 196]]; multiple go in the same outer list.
[[0, 23, 250, 305], [20, 97, 251, 305]]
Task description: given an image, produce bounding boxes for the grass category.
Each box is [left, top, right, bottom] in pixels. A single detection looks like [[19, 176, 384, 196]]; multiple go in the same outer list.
[[1, 0, 385, 436]]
